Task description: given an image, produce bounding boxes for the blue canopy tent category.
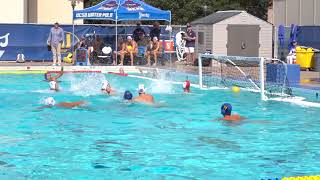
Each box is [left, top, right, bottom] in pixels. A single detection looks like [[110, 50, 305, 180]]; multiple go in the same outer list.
[[72, 0, 172, 64]]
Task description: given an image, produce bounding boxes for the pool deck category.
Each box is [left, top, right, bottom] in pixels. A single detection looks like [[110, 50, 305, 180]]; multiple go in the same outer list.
[[0, 62, 141, 73], [0, 61, 319, 90]]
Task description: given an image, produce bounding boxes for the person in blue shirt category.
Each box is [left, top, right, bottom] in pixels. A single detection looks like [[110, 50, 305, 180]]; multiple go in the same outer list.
[[47, 22, 64, 66]]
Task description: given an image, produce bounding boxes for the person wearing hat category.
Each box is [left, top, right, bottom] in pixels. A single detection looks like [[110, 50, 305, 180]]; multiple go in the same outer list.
[[286, 41, 298, 64], [183, 23, 196, 66], [220, 103, 244, 121], [123, 90, 133, 102], [120, 36, 138, 66], [40, 97, 86, 109], [101, 80, 117, 95], [145, 36, 161, 66], [133, 84, 154, 104], [47, 22, 65, 66], [183, 80, 191, 93]]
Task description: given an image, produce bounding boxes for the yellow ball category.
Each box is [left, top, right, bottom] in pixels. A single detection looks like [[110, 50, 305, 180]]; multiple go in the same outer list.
[[231, 86, 240, 93]]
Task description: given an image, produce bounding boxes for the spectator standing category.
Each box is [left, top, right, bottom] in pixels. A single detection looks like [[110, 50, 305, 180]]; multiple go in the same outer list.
[[184, 23, 196, 65], [150, 22, 161, 40], [133, 22, 146, 43], [47, 22, 64, 66]]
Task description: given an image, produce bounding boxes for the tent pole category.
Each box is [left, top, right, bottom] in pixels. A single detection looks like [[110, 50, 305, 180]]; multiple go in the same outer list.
[[169, 21, 172, 69], [115, 1, 119, 66], [72, 14, 75, 62], [115, 19, 118, 65], [71, 19, 74, 54]]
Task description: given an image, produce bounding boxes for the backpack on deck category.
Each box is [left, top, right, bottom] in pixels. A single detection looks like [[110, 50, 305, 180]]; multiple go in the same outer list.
[[16, 53, 25, 63]]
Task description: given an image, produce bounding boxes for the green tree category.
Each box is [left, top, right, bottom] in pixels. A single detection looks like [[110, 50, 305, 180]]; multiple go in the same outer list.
[[239, 0, 271, 21], [83, 0, 270, 24]]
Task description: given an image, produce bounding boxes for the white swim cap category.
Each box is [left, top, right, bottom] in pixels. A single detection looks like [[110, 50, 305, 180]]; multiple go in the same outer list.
[[101, 80, 110, 90], [138, 84, 146, 94], [49, 81, 56, 89], [45, 97, 56, 106], [153, 36, 158, 41]]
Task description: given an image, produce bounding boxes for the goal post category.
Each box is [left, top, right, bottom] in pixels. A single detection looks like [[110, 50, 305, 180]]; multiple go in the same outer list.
[[259, 57, 267, 101], [198, 53, 292, 100]]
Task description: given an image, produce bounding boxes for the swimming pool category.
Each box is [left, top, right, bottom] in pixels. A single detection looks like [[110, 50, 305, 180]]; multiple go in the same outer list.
[[0, 72, 319, 179]]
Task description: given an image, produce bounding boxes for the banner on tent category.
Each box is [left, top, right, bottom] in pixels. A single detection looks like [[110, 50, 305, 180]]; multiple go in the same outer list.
[[0, 24, 178, 61], [75, 12, 114, 19]]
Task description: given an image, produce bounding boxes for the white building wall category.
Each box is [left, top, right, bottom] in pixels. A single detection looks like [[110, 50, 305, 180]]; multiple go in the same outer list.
[[271, 0, 320, 26], [36, 0, 83, 24], [195, 25, 213, 55], [0, 0, 84, 24], [213, 12, 273, 58], [0, 0, 27, 23]]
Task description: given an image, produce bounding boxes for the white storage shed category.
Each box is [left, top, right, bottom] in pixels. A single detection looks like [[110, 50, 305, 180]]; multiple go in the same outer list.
[[191, 10, 273, 58]]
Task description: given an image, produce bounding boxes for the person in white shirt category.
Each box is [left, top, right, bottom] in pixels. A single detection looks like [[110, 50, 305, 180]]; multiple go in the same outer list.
[[287, 41, 297, 64]]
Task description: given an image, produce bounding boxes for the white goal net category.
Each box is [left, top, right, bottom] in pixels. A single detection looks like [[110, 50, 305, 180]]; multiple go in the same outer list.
[[198, 54, 293, 100]]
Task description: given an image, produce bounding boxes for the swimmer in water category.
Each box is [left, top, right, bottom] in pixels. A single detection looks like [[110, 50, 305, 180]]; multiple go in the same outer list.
[[46, 66, 64, 91], [101, 80, 116, 95], [40, 97, 86, 109], [123, 90, 133, 102], [119, 67, 125, 75], [45, 66, 64, 82], [49, 80, 59, 91], [133, 84, 154, 104], [220, 103, 244, 121], [183, 80, 191, 93]]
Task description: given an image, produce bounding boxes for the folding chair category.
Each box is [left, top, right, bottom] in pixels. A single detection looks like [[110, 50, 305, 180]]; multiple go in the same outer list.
[[136, 46, 147, 65]]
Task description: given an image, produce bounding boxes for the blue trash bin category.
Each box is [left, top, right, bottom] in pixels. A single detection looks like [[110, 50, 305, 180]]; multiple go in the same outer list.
[[266, 63, 300, 84]]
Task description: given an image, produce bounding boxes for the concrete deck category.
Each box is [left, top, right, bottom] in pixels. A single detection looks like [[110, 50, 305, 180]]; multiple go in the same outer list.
[[0, 62, 141, 73]]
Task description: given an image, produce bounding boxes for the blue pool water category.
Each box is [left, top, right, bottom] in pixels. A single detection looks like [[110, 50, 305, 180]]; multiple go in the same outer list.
[[0, 73, 319, 179]]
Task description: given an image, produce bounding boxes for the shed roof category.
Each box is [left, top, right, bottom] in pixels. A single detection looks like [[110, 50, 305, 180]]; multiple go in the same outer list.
[[191, 10, 243, 25]]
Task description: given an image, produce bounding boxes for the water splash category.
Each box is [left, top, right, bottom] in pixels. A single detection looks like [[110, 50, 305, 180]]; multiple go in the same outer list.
[[148, 69, 175, 94], [149, 79, 174, 94], [67, 73, 106, 97]]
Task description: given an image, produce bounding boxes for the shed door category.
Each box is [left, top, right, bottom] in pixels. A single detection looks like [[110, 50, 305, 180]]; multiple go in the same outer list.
[[227, 25, 260, 57]]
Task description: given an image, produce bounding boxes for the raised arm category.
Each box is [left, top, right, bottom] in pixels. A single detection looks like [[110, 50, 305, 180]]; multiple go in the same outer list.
[[53, 66, 64, 79]]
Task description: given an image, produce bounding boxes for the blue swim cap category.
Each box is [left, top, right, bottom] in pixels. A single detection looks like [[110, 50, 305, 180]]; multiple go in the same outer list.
[[221, 103, 232, 116], [124, 91, 133, 100]]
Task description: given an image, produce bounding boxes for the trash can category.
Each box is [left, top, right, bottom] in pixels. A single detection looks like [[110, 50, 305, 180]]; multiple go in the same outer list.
[[314, 50, 320, 72], [296, 46, 315, 70]]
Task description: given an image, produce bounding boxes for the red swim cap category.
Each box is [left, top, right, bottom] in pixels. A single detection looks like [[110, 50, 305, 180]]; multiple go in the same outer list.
[[183, 80, 191, 89]]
